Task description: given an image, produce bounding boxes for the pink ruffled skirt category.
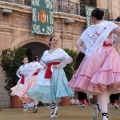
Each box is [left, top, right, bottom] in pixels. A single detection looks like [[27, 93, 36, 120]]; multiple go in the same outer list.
[[19, 75, 37, 102], [68, 47, 120, 94]]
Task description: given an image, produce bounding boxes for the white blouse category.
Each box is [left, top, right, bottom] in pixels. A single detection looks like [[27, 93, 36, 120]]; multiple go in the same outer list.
[[40, 48, 72, 68], [78, 21, 118, 56], [23, 62, 43, 78], [36, 48, 72, 86], [16, 64, 28, 78]]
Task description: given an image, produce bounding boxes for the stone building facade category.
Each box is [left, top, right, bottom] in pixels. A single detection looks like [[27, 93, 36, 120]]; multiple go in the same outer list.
[[0, 0, 120, 108]]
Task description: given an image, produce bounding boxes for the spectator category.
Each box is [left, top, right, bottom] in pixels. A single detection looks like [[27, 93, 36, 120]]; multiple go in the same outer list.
[[70, 94, 80, 105]]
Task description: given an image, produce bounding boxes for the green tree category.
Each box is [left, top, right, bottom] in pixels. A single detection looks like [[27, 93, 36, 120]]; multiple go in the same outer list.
[[0, 47, 26, 91], [64, 48, 77, 81]]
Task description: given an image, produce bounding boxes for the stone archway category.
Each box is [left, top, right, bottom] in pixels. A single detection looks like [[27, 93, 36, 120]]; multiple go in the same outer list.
[[23, 42, 50, 62]]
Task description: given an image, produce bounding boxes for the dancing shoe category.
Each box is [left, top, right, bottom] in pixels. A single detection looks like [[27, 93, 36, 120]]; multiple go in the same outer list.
[[23, 103, 29, 111], [114, 103, 119, 110], [33, 105, 38, 113], [102, 113, 109, 120], [23, 108, 29, 111], [33, 108, 38, 113], [82, 104, 86, 107], [51, 107, 58, 118], [109, 104, 113, 107], [47, 104, 56, 114]]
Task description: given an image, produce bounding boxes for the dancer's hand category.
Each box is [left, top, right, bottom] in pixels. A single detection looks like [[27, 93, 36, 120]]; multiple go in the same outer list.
[[44, 65, 48, 69], [37, 68, 43, 72], [52, 65, 58, 69]]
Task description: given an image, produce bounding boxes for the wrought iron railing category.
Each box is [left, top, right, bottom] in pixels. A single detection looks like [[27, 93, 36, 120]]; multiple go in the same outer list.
[[24, 0, 31, 6], [54, 0, 80, 15], [0, 0, 110, 20]]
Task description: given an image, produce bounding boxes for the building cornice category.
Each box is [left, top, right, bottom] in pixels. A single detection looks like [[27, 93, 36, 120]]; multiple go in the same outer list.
[[0, 1, 86, 23], [54, 12, 86, 23], [0, 1, 31, 13]]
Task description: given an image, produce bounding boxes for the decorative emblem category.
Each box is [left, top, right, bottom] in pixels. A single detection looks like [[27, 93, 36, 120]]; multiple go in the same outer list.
[[32, 0, 54, 35], [39, 10, 47, 23]]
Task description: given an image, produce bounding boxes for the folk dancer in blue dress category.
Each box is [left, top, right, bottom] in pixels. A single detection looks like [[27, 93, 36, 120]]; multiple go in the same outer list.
[[27, 36, 74, 118]]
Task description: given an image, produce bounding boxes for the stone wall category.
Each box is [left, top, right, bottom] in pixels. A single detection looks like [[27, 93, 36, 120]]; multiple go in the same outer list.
[[0, 1, 86, 108], [96, 0, 120, 20]]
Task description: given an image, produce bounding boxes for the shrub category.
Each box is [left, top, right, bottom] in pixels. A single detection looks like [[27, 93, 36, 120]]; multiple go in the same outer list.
[[64, 48, 77, 81], [0, 47, 26, 91]]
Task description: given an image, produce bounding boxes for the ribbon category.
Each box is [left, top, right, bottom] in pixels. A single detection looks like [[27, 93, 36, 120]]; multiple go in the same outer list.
[[44, 62, 60, 79]]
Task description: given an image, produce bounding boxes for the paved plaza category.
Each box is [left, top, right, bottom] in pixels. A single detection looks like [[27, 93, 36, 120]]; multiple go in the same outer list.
[[0, 106, 120, 120]]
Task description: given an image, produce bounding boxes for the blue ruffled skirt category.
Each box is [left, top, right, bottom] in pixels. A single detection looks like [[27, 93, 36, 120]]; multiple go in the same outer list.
[[51, 68, 74, 103], [27, 68, 74, 103]]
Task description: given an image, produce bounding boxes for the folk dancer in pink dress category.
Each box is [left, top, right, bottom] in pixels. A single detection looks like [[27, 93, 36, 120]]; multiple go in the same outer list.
[[68, 8, 120, 120], [19, 55, 43, 111], [10, 57, 28, 111]]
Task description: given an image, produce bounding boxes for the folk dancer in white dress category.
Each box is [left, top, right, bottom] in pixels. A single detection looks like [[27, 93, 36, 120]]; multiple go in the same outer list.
[[10, 57, 29, 111], [27, 37, 74, 117], [19, 55, 43, 112]]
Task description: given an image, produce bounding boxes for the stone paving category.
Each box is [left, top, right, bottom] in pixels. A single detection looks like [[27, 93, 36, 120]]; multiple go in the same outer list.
[[0, 106, 120, 120]]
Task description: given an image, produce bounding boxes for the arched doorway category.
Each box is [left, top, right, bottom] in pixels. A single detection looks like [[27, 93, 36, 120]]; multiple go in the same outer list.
[[23, 42, 50, 62]]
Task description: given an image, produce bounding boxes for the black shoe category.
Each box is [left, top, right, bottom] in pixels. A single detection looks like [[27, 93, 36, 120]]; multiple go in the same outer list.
[[51, 107, 58, 118], [102, 113, 109, 120], [33, 105, 38, 113]]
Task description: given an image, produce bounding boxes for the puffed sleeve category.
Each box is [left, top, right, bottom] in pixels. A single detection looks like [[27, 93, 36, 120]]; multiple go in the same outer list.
[[56, 49, 72, 68], [16, 66, 22, 78]]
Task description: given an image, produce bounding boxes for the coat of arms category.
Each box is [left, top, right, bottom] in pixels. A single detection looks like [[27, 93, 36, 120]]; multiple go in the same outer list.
[[39, 10, 48, 23]]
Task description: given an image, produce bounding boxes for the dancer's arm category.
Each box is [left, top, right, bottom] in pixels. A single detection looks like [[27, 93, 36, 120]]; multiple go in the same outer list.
[[76, 38, 86, 54], [113, 27, 120, 37], [112, 27, 120, 46], [16, 70, 21, 78], [40, 60, 47, 69], [54, 56, 72, 69], [16, 67, 21, 78], [52, 49, 72, 69]]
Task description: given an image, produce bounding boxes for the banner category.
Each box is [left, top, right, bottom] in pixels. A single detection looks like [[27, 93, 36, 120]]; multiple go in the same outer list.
[[85, 6, 95, 28], [32, 0, 54, 35]]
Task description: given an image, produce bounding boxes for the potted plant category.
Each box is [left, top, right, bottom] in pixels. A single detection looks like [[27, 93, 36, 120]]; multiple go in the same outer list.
[[60, 48, 77, 106], [0, 47, 26, 108]]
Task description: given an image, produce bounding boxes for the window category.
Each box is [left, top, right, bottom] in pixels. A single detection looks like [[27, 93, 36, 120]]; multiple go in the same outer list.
[[80, 0, 97, 16], [24, 0, 31, 6]]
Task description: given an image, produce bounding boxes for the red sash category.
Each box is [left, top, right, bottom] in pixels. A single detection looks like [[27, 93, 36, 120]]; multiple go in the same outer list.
[[103, 41, 112, 47], [20, 72, 38, 84], [44, 62, 60, 79], [33, 72, 38, 75], [20, 75, 25, 84]]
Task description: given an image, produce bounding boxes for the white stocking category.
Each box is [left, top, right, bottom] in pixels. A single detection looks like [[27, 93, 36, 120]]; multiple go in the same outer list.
[[97, 90, 108, 113]]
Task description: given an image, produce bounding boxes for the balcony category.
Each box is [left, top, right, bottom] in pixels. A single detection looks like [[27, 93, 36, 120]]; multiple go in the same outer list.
[[0, 0, 110, 20], [54, 0, 80, 15]]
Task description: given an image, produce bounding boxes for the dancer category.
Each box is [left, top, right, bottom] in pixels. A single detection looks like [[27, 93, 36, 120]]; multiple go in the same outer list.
[[70, 94, 80, 105], [10, 57, 28, 111], [27, 36, 74, 117], [19, 55, 43, 111], [68, 8, 120, 120], [75, 52, 88, 107]]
